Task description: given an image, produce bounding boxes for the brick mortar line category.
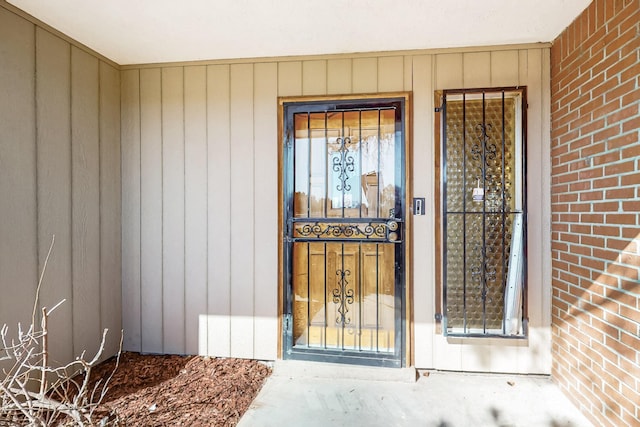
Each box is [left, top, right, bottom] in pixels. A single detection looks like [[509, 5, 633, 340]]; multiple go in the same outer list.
[[552, 287, 639, 326], [550, 168, 639, 183], [551, 112, 637, 138]]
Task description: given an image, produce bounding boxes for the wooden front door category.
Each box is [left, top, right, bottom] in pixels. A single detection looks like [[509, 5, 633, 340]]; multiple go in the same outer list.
[[282, 96, 407, 367]]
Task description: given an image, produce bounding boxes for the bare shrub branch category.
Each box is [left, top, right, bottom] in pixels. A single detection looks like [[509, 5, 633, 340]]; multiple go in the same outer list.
[[1, 236, 122, 426]]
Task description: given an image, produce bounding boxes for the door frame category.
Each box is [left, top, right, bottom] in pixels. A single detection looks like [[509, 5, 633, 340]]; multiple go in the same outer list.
[[277, 92, 413, 367]]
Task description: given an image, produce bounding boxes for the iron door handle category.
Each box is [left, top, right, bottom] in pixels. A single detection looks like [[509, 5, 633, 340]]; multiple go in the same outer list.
[[386, 220, 401, 242]]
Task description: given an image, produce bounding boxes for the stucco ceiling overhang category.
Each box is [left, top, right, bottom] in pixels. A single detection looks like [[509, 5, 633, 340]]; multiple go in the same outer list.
[[7, 0, 592, 65]]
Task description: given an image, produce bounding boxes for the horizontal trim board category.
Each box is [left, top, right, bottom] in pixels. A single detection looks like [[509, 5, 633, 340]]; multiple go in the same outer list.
[[121, 43, 552, 70]]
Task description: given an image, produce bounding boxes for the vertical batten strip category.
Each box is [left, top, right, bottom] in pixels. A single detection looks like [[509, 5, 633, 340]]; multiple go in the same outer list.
[[518, 50, 528, 87], [69, 41, 75, 356], [97, 56, 103, 347], [121, 69, 142, 352], [34, 24, 40, 318], [207, 64, 232, 357], [137, 71, 143, 352], [161, 67, 186, 355]]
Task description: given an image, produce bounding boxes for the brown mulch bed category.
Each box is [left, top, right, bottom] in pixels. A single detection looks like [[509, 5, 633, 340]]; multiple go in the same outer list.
[[88, 352, 271, 426]]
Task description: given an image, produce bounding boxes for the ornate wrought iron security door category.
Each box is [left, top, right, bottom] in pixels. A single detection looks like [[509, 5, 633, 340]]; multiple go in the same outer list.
[[442, 88, 527, 337], [282, 97, 406, 367]]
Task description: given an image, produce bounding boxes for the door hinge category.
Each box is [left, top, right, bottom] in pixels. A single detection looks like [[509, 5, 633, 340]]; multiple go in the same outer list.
[[285, 221, 293, 242], [285, 127, 293, 147], [435, 94, 445, 112], [283, 314, 292, 333]]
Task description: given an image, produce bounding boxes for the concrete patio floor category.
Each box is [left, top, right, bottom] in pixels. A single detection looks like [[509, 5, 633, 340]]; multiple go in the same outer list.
[[238, 361, 592, 427]]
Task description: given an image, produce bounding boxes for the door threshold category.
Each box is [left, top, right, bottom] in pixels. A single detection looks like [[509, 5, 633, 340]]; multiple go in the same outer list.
[[273, 359, 417, 383]]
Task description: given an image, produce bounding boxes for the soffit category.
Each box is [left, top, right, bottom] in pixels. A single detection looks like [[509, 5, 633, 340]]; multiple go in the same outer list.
[[7, 0, 591, 65]]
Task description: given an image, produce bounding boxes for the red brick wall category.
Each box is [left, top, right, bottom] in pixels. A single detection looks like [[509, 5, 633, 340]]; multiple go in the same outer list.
[[550, 0, 640, 425]]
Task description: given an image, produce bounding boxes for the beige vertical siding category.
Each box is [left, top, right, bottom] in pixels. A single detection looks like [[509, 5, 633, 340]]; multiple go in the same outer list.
[[327, 59, 352, 94], [99, 61, 122, 356], [278, 62, 302, 96], [302, 60, 327, 95], [491, 50, 519, 86], [523, 48, 553, 373], [411, 54, 435, 368], [0, 5, 121, 367], [139, 68, 163, 353], [229, 63, 255, 358], [0, 7, 38, 352], [463, 52, 491, 87], [206, 64, 232, 356], [161, 67, 186, 354], [71, 46, 101, 358], [184, 66, 208, 355], [253, 62, 278, 360], [378, 56, 404, 92], [352, 57, 378, 93], [121, 46, 551, 373], [120, 69, 142, 352], [35, 27, 73, 366], [432, 52, 465, 371]]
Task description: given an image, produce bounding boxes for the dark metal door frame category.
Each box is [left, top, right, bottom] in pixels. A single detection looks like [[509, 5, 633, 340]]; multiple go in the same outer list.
[[281, 96, 407, 368]]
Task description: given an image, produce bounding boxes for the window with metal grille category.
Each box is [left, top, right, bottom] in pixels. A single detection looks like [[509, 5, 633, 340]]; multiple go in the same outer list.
[[440, 87, 527, 338]]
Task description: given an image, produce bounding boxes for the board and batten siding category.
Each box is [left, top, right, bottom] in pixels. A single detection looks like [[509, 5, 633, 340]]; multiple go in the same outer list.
[[121, 46, 552, 374], [121, 63, 280, 359], [0, 5, 122, 367]]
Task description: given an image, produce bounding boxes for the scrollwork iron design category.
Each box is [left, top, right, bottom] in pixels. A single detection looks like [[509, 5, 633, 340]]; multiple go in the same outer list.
[[295, 222, 387, 239], [475, 123, 497, 163], [332, 137, 355, 192], [333, 269, 354, 325]]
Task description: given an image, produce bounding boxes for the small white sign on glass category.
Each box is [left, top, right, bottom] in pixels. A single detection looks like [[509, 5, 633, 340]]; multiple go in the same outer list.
[[472, 179, 484, 202]]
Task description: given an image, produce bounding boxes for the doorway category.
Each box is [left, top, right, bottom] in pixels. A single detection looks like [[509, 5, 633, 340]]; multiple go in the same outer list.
[[280, 95, 409, 367]]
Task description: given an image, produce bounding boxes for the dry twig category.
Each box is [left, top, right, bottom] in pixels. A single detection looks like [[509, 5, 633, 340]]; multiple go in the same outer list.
[[0, 236, 122, 426]]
